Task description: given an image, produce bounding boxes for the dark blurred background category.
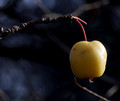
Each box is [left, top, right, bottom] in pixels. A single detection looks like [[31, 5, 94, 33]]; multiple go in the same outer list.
[[0, 0, 120, 101]]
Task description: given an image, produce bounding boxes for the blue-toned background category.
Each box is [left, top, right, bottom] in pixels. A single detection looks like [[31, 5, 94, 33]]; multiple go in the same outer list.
[[0, 0, 120, 101]]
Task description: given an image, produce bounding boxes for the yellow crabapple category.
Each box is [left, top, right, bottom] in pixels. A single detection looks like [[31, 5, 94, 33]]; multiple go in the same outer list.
[[70, 16, 107, 80]]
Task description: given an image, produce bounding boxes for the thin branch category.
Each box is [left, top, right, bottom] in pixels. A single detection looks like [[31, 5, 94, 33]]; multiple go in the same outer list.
[[0, 15, 75, 39], [74, 77, 110, 101]]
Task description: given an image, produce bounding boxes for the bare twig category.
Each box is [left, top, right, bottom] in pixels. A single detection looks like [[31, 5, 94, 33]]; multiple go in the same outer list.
[[74, 77, 110, 101], [0, 15, 75, 39]]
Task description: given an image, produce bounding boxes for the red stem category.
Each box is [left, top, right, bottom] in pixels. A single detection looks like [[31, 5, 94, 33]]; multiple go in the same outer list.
[[73, 16, 87, 25], [76, 20, 87, 41]]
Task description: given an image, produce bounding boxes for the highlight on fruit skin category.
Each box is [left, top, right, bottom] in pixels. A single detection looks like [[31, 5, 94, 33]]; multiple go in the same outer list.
[[69, 40, 107, 79]]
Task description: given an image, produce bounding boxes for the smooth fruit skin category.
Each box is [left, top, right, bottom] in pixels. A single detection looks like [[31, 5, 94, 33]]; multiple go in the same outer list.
[[70, 40, 107, 79]]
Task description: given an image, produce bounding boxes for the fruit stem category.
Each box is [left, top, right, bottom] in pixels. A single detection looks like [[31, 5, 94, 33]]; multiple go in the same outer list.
[[73, 16, 87, 25], [73, 16, 87, 41], [89, 78, 94, 83], [76, 20, 87, 41]]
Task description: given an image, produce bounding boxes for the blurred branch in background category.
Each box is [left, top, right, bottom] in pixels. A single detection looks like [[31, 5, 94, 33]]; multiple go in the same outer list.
[[105, 85, 119, 99], [33, 0, 110, 17], [34, 0, 61, 18], [0, 0, 19, 11], [34, 0, 52, 14], [72, 0, 109, 16], [0, 89, 8, 101], [0, 0, 13, 11]]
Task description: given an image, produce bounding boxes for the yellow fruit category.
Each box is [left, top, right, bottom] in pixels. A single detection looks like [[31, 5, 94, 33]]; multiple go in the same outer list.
[[70, 40, 107, 79]]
